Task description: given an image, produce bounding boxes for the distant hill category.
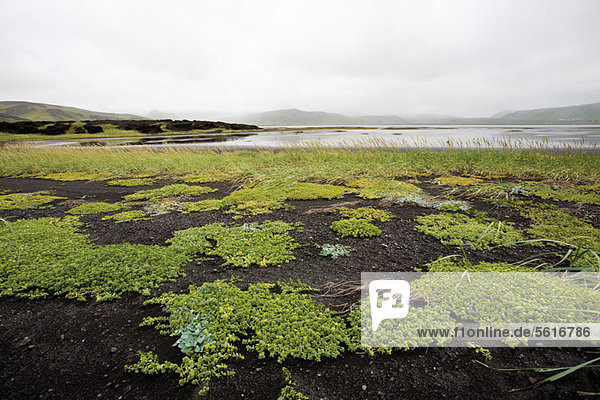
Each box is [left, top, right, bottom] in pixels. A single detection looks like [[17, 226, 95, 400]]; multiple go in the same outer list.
[[496, 102, 600, 123], [238, 108, 406, 125], [0, 101, 145, 122]]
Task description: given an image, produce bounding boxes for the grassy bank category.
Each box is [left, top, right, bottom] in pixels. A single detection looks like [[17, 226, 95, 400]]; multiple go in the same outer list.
[[0, 145, 598, 183]]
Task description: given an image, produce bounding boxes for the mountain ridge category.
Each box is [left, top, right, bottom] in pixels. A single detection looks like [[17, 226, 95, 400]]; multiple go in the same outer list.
[[0, 101, 145, 122]]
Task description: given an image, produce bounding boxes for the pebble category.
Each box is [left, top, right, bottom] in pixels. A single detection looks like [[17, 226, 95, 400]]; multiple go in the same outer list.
[[110, 347, 118, 354], [362, 385, 367, 391]]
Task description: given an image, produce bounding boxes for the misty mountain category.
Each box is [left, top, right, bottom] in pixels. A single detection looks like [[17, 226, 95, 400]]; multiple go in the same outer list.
[[0, 101, 145, 122], [495, 102, 600, 123], [237, 108, 406, 125]]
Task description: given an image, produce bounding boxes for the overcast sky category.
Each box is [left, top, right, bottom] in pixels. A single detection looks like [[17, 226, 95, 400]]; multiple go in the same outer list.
[[1, 0, 599, 118]]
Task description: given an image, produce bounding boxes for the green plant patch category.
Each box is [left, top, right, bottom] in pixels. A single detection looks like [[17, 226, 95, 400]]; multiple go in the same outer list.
[[358, 271, 600, 349], [183, 199, 224, 213], [528, 183, 600, 205], [102, 210, 150, 223], [523, 203, 600, 270], [38, 171, 111, 181], [411, 272, 600, 325], [66, 201, 130, 215], [318, 243, 354, 259], [279, 367, 309, 400], [0, 191, 66, 210], [347, 178, 420, 199], [0, 217, 189, 300], [433, 176, 483, 186], [106, 178, 157, 187], [414, 213, 524, 250], [124, 184, 217, 202], [168, 221, 301, 267], [220, 181, 352, 216], [337, 206, 394, 222], [426, 257, 532, 272], [330, 218, 382, 238], [0, 189, 10, 195], [126, 280, 352, 396]]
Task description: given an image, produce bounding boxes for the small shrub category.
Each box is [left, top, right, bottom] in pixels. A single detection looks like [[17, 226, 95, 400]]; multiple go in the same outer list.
[[172, 314, 215, 354], [66, 201, 130, 215], [318, 243, 354, 259], [330, 218, 382, 238], [124, 184, 217, 202], [0, 191, 65, 210], [338, 206, 394, 222], [414, 213, 524, 250], [102, 210, 150, 223], [106, 178, 156, 187]]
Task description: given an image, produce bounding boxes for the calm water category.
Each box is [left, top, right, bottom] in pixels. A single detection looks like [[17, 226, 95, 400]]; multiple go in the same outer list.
[[36, 125, 600, 151]]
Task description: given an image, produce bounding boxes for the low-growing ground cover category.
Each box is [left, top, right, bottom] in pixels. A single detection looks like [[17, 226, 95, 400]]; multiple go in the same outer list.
[[0, 146, 599, 400], [66, 201, 130, 215], [124, 183, 218, 202], [0, 191, 65, 210]]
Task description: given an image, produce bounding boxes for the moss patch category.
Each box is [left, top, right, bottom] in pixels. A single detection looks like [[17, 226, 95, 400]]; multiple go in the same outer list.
[[124, 184, 217, 202], [168, 221, 302, 267], [414, 213, 524, 250], [0, 217, 189, 301], [337, 207, 394, 222], [0, 191, 65, 210], [184, 199, 224, 213], [101, 210, 150, 223], [330, 218, 382, 238]]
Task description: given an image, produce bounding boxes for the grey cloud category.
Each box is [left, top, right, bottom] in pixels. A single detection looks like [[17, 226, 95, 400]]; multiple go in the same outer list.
[[1, 0, 599, 117]]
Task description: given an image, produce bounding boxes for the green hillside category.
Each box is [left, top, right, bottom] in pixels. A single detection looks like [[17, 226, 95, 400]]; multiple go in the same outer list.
[[0, 101, 145, 121], [497, 102, 600, 123]]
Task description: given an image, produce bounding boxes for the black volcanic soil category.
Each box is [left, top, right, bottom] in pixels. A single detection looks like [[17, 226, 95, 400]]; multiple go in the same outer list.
[[1, 177, 599, 400]]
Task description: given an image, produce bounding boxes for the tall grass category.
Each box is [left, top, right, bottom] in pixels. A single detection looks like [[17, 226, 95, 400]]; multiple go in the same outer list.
[[0, 143, 598, 183]]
